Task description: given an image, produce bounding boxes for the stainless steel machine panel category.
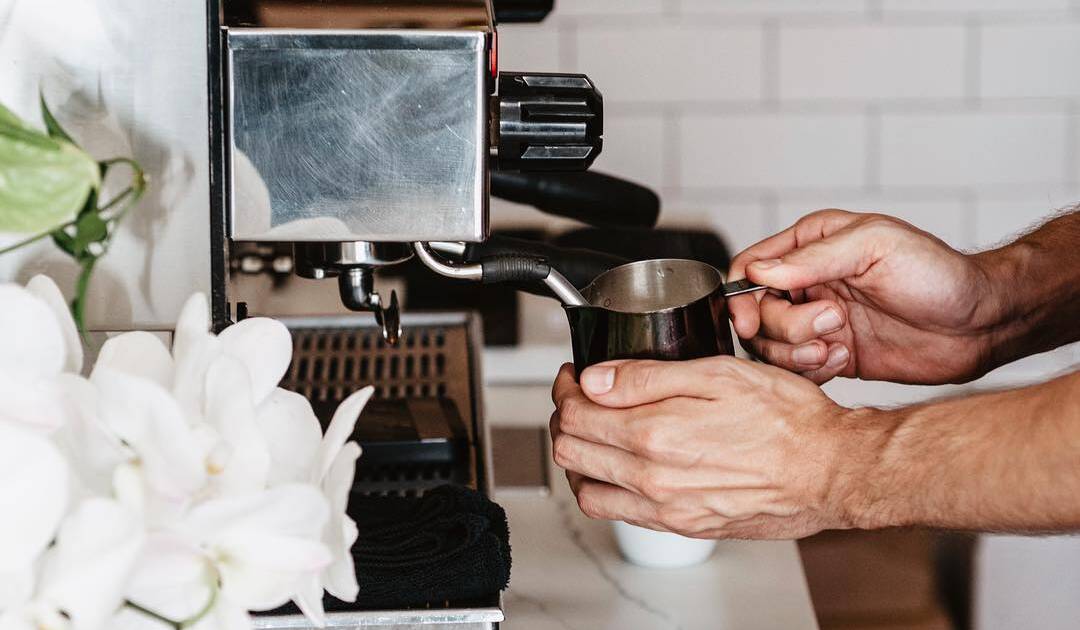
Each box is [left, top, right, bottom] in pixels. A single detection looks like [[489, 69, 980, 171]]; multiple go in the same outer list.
[[227, 29, 489, 243]]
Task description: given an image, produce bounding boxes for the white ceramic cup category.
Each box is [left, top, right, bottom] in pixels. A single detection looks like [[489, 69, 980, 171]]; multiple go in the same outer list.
[[613, 521, 717, 568]]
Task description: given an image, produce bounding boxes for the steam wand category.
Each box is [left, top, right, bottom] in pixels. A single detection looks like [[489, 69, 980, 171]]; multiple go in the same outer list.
[[413, 242, 588, 307]]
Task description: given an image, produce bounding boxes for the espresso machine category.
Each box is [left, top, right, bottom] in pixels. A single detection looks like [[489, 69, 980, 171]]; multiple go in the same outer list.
[[205, 0, 636, 627]]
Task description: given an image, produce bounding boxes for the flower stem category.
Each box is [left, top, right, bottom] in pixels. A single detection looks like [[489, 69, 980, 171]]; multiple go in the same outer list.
[[124, 600, 183, 630], [0, 220, 76, 255]]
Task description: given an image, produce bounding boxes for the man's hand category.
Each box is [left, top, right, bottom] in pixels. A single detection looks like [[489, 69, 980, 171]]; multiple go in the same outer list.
[[728, 210, 1007, 385], [549, 358, 884, 539]]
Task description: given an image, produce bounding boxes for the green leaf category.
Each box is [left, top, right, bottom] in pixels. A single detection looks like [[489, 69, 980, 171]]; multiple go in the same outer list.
[[0, 104, 100, 234], [0, 102, 27, 130], [39, 94, 76, 145]]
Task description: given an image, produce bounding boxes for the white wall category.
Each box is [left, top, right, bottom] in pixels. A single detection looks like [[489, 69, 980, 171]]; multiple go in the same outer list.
[[495, 2, 1080, 628], [0, 0, 209, 329]]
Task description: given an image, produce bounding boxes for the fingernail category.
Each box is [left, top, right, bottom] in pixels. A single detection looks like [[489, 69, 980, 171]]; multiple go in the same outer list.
[[793, 343, 825, 367], [826, 344, 850, 369], [581, 366, 615, 394], [813, 309, 843, 335], [749, 259, 782, 271]]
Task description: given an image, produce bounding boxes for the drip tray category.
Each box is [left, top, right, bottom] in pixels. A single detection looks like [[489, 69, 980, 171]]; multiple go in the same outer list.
[[251, 313, 502, 629]]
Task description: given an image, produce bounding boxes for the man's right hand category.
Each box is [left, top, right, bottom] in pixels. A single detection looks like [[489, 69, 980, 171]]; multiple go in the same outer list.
[[728, 210, 1009, 385]]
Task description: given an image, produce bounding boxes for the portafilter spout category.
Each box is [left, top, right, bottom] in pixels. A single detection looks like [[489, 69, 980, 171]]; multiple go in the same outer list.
[[294, 241, 412, 343]]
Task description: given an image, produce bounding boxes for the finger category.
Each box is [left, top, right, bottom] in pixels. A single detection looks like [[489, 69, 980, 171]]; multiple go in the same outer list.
[[551, 362, 579, 409], [554, 390, 649, 452], [745, 222, 886, 291], [572, 476, 660, 523], [728, 210, 859, 339], [579, 357, 730, 407], [757, 294, 845, 345], [745, 336, 830, 372], [552, 432, 647, 495], [798, 343, 851, 385]]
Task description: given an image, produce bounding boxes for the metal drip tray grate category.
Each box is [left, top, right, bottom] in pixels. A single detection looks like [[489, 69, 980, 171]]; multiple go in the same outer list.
[[278, 313, 485, 496]]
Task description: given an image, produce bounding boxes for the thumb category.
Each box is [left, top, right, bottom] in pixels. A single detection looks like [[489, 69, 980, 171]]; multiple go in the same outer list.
[[579, 358, 727, 408], [745, 225, 879, 290]]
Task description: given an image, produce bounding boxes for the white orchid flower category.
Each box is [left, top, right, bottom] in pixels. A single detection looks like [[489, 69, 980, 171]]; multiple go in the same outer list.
[[123, 484, 332, 628], [293, 387, 372, 623], [36, 498, 144, 630], [0, 276, 82, 431], [0, 422, 68, 575], [0, 285, 371, 630]]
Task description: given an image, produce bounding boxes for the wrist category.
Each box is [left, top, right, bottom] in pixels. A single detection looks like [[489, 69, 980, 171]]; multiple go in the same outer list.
[[826, 407, 908, 531], [968, 244, 1038, 372]]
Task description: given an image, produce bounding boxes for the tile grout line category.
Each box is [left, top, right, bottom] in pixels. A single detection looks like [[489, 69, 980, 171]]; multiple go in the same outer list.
[[866, 0, 883, 21]]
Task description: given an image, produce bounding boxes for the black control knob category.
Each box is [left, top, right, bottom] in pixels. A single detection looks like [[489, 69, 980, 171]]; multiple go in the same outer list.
[[496, 72, 603, 172], [493, 0, 555, 23]]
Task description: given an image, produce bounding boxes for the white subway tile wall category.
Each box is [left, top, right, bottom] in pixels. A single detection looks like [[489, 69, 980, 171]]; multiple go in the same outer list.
[[491, 6, 1080, 629], [492, 0, 1080, 256]]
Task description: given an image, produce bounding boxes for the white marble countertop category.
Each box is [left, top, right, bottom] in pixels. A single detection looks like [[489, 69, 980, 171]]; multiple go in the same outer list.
[[495, 482, 819, 630]]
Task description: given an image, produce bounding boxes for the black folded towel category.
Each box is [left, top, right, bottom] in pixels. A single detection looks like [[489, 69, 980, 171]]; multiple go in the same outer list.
[[325, 484, 512, 610]]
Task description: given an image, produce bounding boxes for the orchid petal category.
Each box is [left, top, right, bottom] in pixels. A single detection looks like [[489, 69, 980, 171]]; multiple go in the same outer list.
[[93, 332, 174, 390], [0, 566, 34, 611], [50, 374, 128, 499], [321, 442, 361, 602], [257, 389, 321, 486], [204, 357, 269, 495], [0, 284, 64, 380], [173, 293, 210, 362], [124, 534, 214, 623], [0, 422, 68, 572], [315, 386, 373, 483], [92, 367, 207, 501], [172, 333, 221, 423], [218, 318, 293, 405], [181, 485, 331, 611], [0, 376, 72, 432], [39, 498, 144, 630], [187, 594, 252, 630], [291, 575, 325, 629], [25, 275, 82, 374]]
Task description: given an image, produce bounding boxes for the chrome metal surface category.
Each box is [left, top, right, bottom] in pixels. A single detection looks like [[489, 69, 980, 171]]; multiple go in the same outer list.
[[227, 29, 490, 243], [277, 312, 491, 495], [413, 242, 484, 281], [722, 278, 769, 298], [581, 258, 725, 314], [253, 609, 501, 629], [543, 268, 588, 307], [429, 241, 468, 257], [223, 0, 495, 31], [295, 242, 414, 270], [565, 259, 737, 374]]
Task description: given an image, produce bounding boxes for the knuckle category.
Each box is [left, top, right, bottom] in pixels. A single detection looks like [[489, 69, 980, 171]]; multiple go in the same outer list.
[[558, 398, 584, 432], [625, 362, 657, 394], [576, 489, 603, 520], [551, 435, 573, 468], [629, 422, 665, 459], [638, 468, 672, 503]]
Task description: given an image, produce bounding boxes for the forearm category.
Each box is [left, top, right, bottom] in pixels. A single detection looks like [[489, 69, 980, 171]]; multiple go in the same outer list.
[[840, 370, 1080, 532], [974, 208, 1080, 369]]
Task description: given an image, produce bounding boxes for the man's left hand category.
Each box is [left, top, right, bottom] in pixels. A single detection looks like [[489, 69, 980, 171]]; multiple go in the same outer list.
[[550, 357, 881, 539]]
